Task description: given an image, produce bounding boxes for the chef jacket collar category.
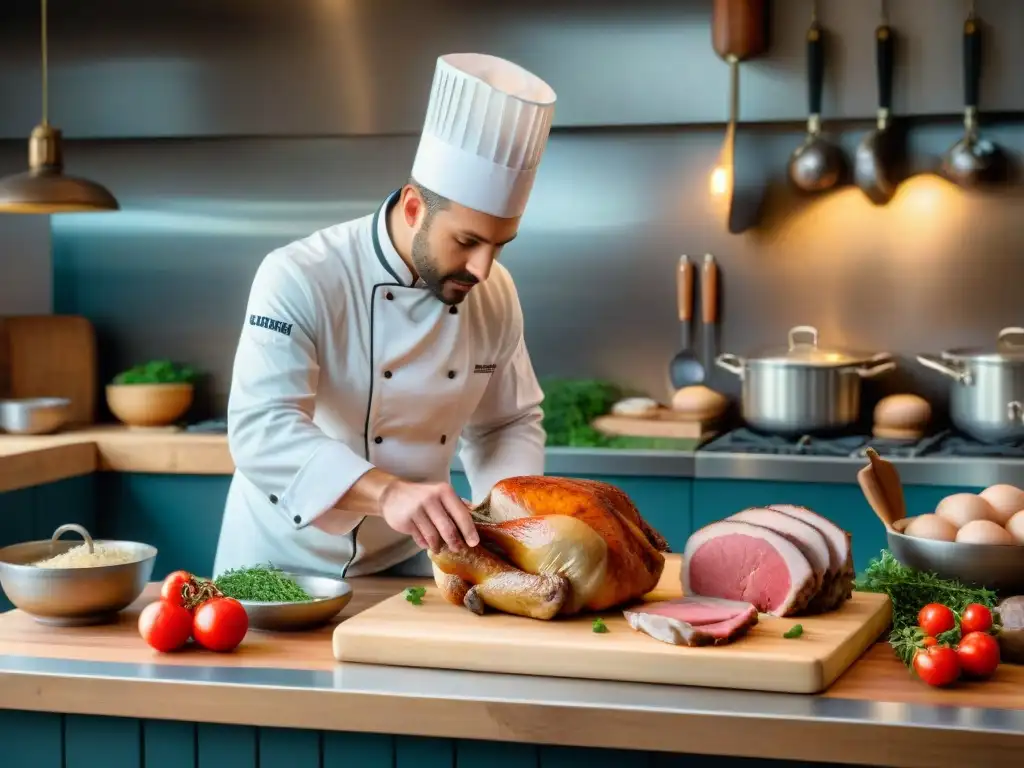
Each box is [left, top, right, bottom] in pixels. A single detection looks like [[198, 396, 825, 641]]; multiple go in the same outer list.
[[372, 189, 417, 288]]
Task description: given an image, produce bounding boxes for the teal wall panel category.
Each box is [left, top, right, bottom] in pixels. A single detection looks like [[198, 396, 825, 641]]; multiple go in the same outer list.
[[0, 710, 858, 768], [0, 475, 96, 612], [691, 479, 982, 575], [66, 713, 141, 768], [143, 720, 197, 768]]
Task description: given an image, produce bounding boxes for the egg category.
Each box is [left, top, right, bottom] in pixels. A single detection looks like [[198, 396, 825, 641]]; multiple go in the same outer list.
[[1005, 510, 1024, 544], [979, 484, 1024, 526], [955, 519, 1016, 545], [903, 513, 957, 541], [935, 493, 997, 529]]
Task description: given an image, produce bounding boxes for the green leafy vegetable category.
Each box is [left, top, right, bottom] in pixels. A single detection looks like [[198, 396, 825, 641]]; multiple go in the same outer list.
[[112, 359, 197, 385], [539, 378, 623, 447], [783, 624, 803, 639], [591, 617, 609, 633], [213, 564, 313, 602], [404, 586, 427, 606]]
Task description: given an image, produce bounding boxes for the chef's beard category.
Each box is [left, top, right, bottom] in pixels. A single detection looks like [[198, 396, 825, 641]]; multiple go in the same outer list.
[[411, 228, 478, 305]]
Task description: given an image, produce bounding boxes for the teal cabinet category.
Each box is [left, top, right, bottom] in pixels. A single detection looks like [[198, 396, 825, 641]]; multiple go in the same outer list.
[[0, 710, 853, 767], [451, 472, 692, 551], [0, 476, 95, 611], [692, 479, 982, 575]]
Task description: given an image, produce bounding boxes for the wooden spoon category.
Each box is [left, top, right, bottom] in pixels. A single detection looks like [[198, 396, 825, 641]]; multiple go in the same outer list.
[[857, 447, 907, 532]]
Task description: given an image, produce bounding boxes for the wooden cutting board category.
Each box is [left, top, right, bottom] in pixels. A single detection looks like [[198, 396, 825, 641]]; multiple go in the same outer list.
[[0, 315, 98, 425], [332, 555, 892, 695], [592, 413, 714, 440]]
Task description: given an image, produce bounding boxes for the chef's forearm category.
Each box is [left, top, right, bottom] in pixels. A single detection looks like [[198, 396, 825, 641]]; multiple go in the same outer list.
[[334, 467, 400, 517]]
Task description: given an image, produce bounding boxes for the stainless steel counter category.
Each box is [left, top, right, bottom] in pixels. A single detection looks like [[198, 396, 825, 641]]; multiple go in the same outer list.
[[0, 652, 1020, 766], [452, 448, 1024, 488]]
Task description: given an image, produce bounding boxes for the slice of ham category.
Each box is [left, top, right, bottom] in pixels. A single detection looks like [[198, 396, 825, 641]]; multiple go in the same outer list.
[[768, 504, 854, 611], [624, 596, 758, 646], [681, 520, 816, 617], [728, 506, 832, 601]]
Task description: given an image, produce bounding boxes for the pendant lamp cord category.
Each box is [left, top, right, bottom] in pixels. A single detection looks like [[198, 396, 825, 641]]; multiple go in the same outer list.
[[40, 0, 49, 125]]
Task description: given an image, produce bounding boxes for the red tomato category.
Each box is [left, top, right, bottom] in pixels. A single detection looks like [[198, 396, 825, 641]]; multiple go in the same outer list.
[[160, 570, 194, 610], [912, 645, 960, 687], [957, 631, 1000, 679], [921, 636, 938, 647], [192, 597, 248, 652], [960, 604, 994, 636], [138, 599, 193, 652], [918, 603, 956, 637]]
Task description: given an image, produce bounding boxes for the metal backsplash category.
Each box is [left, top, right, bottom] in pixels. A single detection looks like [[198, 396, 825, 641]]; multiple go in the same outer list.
[[43, 121, 1024, 419]]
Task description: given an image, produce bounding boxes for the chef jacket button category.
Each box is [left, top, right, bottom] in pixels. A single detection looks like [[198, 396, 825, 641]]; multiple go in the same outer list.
[[384, 370, 392, 379], [293, 515, 301, 524], [447, 370, 456, 379], [269, 494, 278, 504], [449, 306, 458, 315], [385, 291, 394, 300], [440, 435, 447, 445], [374, 436, 383, 444]]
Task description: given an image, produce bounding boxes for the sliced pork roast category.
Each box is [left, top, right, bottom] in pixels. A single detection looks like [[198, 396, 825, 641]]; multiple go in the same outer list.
[[682, 520, 816, 616], [624, 596, 758, 646], [768, 504, 854, 611], [728, 507, 832, 601]]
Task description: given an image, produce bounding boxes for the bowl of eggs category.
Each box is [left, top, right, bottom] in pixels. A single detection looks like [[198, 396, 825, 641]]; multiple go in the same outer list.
[[888, 483, 1024, 593]]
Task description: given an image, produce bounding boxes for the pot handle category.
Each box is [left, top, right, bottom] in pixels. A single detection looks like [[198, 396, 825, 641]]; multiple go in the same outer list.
[[998, 327, 1024, 349], [788, 325, 819, 350], [715, 353, 746, 378], [855, 360, 897, 379], [1009, 402, 1024, 424], [916, 353, 973, 385]]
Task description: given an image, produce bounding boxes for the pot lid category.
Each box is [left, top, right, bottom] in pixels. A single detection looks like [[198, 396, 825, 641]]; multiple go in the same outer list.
[[749, 325, 882, 367], [943, 327, 1024, 362]]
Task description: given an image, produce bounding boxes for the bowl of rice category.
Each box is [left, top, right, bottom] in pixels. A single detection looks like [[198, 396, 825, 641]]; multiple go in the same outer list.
[[0, 523, 157, 626]]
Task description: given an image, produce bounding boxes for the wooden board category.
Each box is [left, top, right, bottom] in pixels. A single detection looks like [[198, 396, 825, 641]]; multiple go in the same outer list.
[[592, 413, 714, 440], [1, 315, 98, 425], [332, 559, 893, 695]]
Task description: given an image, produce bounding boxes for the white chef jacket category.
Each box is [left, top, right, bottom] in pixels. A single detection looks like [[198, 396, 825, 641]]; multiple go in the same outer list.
[[212, 190, 546, 579]]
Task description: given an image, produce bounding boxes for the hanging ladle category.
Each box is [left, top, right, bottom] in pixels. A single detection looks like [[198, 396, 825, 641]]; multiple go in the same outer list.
[[941, 0, 1004, 187], [854, 0, 901, 205], [788, 0, 844, 193]]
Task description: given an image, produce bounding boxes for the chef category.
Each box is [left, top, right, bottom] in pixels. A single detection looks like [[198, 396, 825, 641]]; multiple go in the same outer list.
[[213, 53, 557, 580]]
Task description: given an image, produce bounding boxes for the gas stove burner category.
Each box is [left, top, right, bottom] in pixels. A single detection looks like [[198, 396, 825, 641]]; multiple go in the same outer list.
[[929, 434, 1024, 458], [698, 428, 868, 457]]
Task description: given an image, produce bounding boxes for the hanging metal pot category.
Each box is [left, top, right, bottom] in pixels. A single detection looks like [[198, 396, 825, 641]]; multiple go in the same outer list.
[[715, 325, 896, 435], [916, 327, 1024, 442]]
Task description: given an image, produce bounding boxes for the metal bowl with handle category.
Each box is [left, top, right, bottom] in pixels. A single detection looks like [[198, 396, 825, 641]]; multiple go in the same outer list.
[[236, 572, 353, 631], [886, 530, 1024, 595], [916, 326, 1024, 442], [0, 524, 156, 626], [715, 325, 896, 434]]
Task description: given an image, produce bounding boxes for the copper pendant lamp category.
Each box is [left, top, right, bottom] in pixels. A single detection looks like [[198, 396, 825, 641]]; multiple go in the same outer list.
[[0, 0, 119, 214]]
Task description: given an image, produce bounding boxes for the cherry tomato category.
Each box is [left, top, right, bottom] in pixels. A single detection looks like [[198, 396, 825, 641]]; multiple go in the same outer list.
[[918, 603, 956, 637], [912, 645, 960, 687], [957, 631, 1000, 679], [960, 604, 994, 636], [160, 570, 194, 610], [138, 599, 193, 652], [192, 597, 248, 652]]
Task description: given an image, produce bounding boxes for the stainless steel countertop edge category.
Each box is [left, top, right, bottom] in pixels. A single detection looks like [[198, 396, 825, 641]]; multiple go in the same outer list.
[[0, 654, 1021, 736], [451, 449, 1024, 487]]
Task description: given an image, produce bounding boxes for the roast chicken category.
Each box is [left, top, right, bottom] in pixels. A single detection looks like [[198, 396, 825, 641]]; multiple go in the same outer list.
[[428, 476, 670, 620]]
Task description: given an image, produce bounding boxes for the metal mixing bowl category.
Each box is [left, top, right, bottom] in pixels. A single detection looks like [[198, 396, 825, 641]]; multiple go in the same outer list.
[[887, 529, 1024, 594], [0, 524, 157, 626], [236, 572, 353, 631]]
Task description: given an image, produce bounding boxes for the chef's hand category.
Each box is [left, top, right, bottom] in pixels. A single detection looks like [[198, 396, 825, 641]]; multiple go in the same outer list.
[[378, 479, 480, 553]]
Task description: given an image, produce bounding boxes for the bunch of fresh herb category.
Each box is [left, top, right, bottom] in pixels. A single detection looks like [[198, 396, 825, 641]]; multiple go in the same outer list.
[[112, 359, 197, 385], [539, 378, 623, 447], [213, 564, 313, 603], [855, 550, 998, 632]]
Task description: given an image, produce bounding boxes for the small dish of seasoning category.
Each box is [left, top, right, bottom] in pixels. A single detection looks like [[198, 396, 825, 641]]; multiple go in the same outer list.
[[212, 564, 353, 632]]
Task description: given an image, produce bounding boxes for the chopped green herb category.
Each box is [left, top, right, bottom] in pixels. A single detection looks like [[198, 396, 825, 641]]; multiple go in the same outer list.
[[592, 617, 609, 633], [783, 624, 804, 639], [404, 586, 427, 605], [213, 564, 313, 603]]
